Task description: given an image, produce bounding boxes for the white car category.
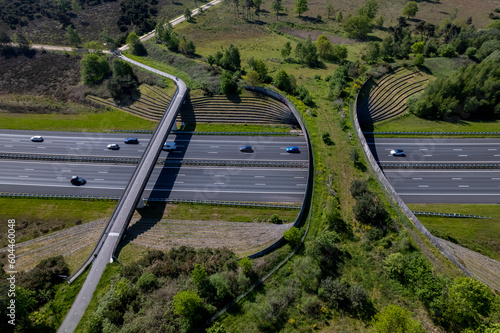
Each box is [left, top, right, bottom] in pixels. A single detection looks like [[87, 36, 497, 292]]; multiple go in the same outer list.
[[390, 149, 405, 156], [107, 144, 120, 150], [31, 136, 44, 142], [162, 142, 177, 151]]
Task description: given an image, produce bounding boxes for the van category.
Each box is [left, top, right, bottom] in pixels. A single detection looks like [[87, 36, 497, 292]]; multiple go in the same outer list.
[[162, 142, 177, 151]]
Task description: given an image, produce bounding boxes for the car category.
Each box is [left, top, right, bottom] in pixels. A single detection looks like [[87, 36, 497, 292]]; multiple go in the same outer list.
[[107, 144, 120, 150], [70, 176, 86, 186], [124, 138, 139, 144], [286, 146, 300, 153], [239, 145, 252, 152], [31, 136, 44, 142], [162, 142, 177, 151], [390, 149, 405, 156]]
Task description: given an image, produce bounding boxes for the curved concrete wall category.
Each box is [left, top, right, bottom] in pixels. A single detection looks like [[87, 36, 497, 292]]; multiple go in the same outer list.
[[352, 80, 471, 276], [245, 86, 314, 259]]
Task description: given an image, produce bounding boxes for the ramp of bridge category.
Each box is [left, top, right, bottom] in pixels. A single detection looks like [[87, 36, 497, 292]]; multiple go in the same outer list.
[[57, 55, 187, 333]]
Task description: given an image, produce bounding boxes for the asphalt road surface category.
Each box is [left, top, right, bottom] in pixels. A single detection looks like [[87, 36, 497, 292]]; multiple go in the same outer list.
[[0, 130, 308, 162], [0, 160, 307, 203], [384, 169, 500, 204], [367, 138, 500, 164]]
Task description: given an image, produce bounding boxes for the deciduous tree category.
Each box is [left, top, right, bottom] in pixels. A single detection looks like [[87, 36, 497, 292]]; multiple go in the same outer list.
[[294, 0, 308, 17], [402, 1, 419, 19]]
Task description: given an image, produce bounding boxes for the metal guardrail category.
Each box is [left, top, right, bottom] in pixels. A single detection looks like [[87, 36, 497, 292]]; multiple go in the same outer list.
[[0, 153, 307, 168], [413, 211, 491, 219], [108, 129, 299, 135], [0, 193, 120, 200], [146, 198, 301, 209], [364, 131, 500, 135], [0, 153, 139, 163], [379, 163, 500, 169]]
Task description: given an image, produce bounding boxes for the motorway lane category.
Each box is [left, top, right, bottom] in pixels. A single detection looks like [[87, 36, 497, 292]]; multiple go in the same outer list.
[[384, 169, 500, 204], [0, 130, 308, 162], [0, 160, 307, 203], [368, 138, 500, 163]]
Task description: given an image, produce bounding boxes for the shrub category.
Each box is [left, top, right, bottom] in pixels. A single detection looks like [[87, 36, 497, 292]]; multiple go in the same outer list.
[[270, 214, 282, 224], [353, 193, 387, 225], [322, 132, 334, 145], [372, 304, 425, 333], [319, 277, 349, 309], [136, 272, 158, 292], [350, 179, 369, 198], [284, 227, 302, 244]]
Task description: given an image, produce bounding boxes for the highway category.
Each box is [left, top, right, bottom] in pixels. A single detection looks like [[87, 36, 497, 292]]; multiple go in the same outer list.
[[0, 130, 308, 162], [367, 138, 500, 163], [0, 160, 307, 203], [384, 169, 500, 204]]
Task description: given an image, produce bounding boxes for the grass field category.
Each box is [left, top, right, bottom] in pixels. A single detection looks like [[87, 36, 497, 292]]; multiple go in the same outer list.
[[0, 108, 157, 132], [0, 198, 116, 247], [371, 112, 500, 135], [184, 122, 293, 133], [408, 203, 500, 261], [134, 202, 300, 223]]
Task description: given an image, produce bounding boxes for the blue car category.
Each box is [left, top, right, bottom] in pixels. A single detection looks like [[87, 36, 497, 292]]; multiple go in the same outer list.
[[124, 138, 139, 144], [239, 145, 253, 152], [286, 146, 299, 153]]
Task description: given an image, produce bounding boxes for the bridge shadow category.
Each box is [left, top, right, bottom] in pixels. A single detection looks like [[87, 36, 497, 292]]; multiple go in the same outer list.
[[116, 92, 196, 255]]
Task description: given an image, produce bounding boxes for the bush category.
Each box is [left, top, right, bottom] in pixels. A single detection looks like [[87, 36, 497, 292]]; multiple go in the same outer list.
[[372, 304, 425, 333], [319, 277, 349, 309], [270, 214, 282, 224], [284, 227, 302, 244], [353, 193, 387, 225], [136, 272, 158, 292], [322, 132, 334, 145], [350, 179, 369, 198]]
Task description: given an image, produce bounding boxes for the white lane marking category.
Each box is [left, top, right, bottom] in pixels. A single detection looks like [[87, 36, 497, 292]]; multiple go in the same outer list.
[[37, 147, 46, 149], [458, 185, 469, 188], [70, 148, 79, 150], [412, 177, 423, 180], [4, 145, 13, 147], [176, 181, 184, 184], [419, 149, 428, 151], [495, 155, 500, 157], [208, 152, 217, 154], [418, 185, 429, 187], [255, 183, 266, 185], [178, 174, 185, 176], [423, 155, 432, 157], [492, 178, 500, 180], [109, 232, 119, 237], [255, 176, 265, 178], [452, 178, 462, 180], [294, 176, 305, 179], [94, 179, 104, 181], [98, 171, 108, 174], [18, 175, 29, 178], [214, 182, 224, 185], [138, 150, 145, 152], [453, 149, 462, 151], [25, 168, 34, 171], [57, 177, 65, 179], [458, 155, 468, 157], [280, 153, 288, 155], [210, 146, 219, 148], [62, 169, 71, 172], [296, 183, 306, 186], [488, 149, 497, 151]]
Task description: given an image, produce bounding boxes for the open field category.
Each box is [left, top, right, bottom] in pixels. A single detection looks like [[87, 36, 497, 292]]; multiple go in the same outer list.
[[371, 112, 500, 136], [407, 203, 500, 261]]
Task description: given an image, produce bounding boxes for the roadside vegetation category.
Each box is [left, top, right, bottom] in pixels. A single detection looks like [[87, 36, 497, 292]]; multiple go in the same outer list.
[[1, 0, 500, 332]]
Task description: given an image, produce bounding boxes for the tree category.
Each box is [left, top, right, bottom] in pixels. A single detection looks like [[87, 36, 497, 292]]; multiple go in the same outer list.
[[316, 35, 335, 61], [239, 257, 253, 275], [326, 2, 335, 19], [209, 273, 231, 300], [344, 15, 373, 39], [207, 322, 228, 333], [353, 192, 387, 225], [179, 36, 196, 55], [414, 53, 424, 66], [84, 41, 104, 54], [184, 7, 192, 20], [283, 226, 302, 244], [272, 0, 283, 20], [357, 0, 378, 20], [333, 45, 348, 62], [220, 71, 238, 94], [411, 41, 424, 54], [245, 70, 261, 85], [80, 53, 110, 85], [173, 290, 202, 329], [441, 277, 495, 331], [372, 304, 425, 333], [274, 70, 293, 92], [247, 57, 268, 81], [294, 0, 308, 17], [336, 11, 343, 23], [126, 32, 147, 56], [365, 42, 380, 64], [191, 264, 208, 291], [295, 35, 318, 66], [254, 0, 263, 12], [375, 16, 384, 27], [292, 256, 321, 291], [281, 41, 292, 58], [402, 1, 419, 19], [65, 26, 81, 47], [136, 272, 158, 292], [221, 44, 241, 71], [112, 58, 135, 78]]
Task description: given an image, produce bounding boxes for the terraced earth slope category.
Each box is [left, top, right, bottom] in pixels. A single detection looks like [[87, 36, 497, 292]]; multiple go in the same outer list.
[[1, 218, 292, 271], [88, 89, 297, 125], [358, 68, 429, 127]]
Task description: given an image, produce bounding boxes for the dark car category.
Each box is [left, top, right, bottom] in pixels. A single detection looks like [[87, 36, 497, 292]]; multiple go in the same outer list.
[[286, 146, 300, 153], [70, 176, 86, 186], [124, 138, 139, 144], [239, 145, 253, 152]]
